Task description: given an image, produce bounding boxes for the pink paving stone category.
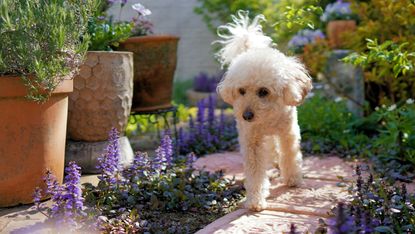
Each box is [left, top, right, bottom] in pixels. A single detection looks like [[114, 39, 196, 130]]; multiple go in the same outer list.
[[194, 152, 357, 182], [195, 209, 323, 234], [267, 178, 351, 217]]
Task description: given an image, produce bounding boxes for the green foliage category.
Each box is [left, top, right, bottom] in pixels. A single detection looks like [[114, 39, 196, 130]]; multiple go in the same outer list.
[[87, 18, 133, 51], [0, 0, 98, 102], [126, 104, 195, 136], [368, 100, 415, 179], [194, 0, 327, 46], [344, 0, 415, 107], [344, 39, 415, 78], [299, 94, 415, 180], [298, 94, 365, 153]]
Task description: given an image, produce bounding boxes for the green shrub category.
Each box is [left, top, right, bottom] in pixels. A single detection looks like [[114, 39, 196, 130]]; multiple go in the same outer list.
[[0, 0, 98, 101], [368, 100, 415, 180], [298, 94, 364, 153], [344, 0, 415, 108]]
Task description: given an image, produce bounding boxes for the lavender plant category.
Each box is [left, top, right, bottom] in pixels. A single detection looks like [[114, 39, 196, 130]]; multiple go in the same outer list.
[[35, 128, 243, 233], [178, 96, 238, 156], [288, 29, 325, 54]]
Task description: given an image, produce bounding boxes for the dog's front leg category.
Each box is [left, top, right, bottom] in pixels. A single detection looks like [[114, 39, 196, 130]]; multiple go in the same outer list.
[[241, 136, 270, 211], [278, 119, 303, 187]]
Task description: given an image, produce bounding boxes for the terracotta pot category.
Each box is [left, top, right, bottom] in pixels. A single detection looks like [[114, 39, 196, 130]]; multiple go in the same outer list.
[[327, 20, 356, 49], [67, 51, 134, 142], [0, 76, 72, 207], [118, 35, 179, 112]]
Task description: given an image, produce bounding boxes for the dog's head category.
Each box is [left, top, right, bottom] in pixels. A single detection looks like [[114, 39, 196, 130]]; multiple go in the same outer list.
[[215, 11, 312, 124]]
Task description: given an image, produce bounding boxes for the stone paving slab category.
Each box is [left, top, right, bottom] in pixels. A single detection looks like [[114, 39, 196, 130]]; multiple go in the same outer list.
[[0, 203, 50, 234], [267, 178, 350, 217], [194, 152, 356, 182], [196, 209, 322, 234]]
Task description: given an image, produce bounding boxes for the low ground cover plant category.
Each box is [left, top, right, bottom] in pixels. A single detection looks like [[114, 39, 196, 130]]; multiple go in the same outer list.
[[33, 128, 244, 233], [323, 165, 415, 233]]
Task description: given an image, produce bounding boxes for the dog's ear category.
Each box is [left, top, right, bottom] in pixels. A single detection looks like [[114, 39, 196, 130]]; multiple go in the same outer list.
[[282, 57, 312, 106], [217, 74, 236, 105]]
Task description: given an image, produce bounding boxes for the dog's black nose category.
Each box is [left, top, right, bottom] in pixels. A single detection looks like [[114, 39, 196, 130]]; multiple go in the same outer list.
[[242, 111, 254, 121]]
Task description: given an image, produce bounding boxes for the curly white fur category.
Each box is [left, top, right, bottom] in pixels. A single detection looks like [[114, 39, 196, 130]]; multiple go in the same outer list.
[[216, 11, 312, 211], [215, 11, 273, 66]]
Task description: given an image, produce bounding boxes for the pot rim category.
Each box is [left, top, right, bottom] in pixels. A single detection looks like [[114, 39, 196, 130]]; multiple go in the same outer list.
[[0, 75, 73, 98], [86, 51, 134, 55], [122, 34, 180, 43]]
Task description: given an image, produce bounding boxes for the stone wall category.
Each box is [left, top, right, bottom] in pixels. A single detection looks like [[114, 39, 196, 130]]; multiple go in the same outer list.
[[109, 0, 221, 81]]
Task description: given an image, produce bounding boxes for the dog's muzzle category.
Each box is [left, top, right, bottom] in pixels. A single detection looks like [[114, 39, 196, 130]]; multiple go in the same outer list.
[[242, 110, 254, 122]]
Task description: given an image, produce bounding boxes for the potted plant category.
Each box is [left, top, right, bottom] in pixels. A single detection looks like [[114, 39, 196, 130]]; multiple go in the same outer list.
[[66, 0, 135, 173], [117, 3, 180, 112], [321, 0, 358, 49], [186, 72, 225, 107], [0, 0, 96, 207]]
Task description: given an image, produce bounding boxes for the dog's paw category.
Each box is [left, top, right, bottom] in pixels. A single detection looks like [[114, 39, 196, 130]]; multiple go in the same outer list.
[[244, 198, 267, 211], [283, 174, 303, 187]]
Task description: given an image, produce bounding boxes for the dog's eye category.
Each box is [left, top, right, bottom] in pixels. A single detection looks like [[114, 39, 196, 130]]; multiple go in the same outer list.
[[257, 88, 269, 98], [238, 88, 246, 96]]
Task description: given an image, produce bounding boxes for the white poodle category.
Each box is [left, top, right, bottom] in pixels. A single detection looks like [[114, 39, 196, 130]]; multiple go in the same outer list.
[[215, 11, 312, 211]]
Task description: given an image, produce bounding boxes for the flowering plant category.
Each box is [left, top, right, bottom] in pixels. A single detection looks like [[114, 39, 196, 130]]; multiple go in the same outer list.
[[193, 72, 223, 93], [88, 1, 153, 51], [288, 29, 325, 54], [34, 128, 243, 233], [323, 166, 415, 233], [320, 0, 357, 23], [178, 96, 238, 156]]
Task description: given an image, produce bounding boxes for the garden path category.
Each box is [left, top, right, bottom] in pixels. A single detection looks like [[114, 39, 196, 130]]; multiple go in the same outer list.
[[194, 152, 360, 233]]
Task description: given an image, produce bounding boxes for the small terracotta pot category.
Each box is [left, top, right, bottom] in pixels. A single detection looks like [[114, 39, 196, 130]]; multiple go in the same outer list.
[[118, 35, 179, 112], [0, 76, 72, 207], [67, 51, 134, 141], [327, 20, 356, 49]]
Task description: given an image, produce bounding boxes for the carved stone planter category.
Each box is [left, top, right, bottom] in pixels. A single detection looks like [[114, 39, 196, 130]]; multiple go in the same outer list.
[[68, 51, 133, 141], [66, 51, 134, 172]]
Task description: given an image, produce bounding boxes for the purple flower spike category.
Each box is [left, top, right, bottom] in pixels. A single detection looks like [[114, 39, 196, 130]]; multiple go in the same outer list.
[[64, 162, 84, 213], [186, 153, 197, 168], [97, 128, 121, 185]]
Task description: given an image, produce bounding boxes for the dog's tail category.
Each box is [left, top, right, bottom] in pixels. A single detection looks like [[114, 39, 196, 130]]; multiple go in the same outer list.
[[215, 10, 273, 66]]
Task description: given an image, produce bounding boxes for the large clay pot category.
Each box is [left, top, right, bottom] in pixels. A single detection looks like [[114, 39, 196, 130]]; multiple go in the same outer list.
[[327, 20, 356, 49], [0, 76, 72, 207], [67, 51, 134, 141], [118, 35, 179, 112]]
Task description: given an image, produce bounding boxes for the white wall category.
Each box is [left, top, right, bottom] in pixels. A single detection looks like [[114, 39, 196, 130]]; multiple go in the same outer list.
[[109, 0, 221, 81]]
